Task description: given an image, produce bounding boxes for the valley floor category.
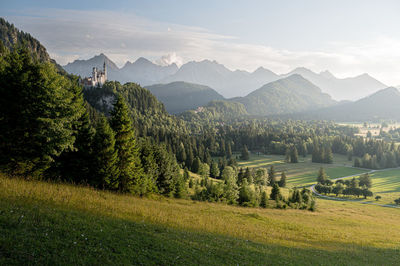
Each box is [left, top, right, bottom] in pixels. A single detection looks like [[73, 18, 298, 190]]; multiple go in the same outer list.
[[1, 174, 400, 265]]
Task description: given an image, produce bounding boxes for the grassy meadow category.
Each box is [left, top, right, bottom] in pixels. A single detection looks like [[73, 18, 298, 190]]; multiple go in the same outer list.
[[332, 169, 400, 206], [237, 153, 366, 187], [1, 174, 400, 265]]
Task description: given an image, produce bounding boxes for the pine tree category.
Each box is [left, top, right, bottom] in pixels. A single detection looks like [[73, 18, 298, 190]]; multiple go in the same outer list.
[[226, 142, 232, 159], [278, 171, 286, 188], [268, 165, 276, 186], [55, 105, 95, 184], [0, 47, 84, 177], [317, 167, 328, 184], [92, 116, 118, 188], [325, 147, 333, 164], [290, 146, 299, 163], [270, 183, 281, 200], [260, 191, 268, 208], [191, 157, 201, 173], [240, 145, 250, 160], [210, 161, 220, 178], [110, 95, 143, 193], [183, 167, 190, 181]]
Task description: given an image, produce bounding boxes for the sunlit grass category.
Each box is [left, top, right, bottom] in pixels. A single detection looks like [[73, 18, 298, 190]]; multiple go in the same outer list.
[[237, 154, 365, 187], [334, 169, 400, 205], [1, 173, 400, 264]]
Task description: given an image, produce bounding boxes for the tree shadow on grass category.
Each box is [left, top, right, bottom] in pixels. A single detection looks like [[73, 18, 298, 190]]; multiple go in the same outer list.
[[1, 198, 399, 266]]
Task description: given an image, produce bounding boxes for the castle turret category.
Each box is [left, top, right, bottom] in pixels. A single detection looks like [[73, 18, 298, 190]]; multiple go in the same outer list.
[[103, 61, 107, 81], [92, 67, 97, 84]]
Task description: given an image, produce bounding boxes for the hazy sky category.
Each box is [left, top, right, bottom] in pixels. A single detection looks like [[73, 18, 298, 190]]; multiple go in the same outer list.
[[1, 0, 400, 85]]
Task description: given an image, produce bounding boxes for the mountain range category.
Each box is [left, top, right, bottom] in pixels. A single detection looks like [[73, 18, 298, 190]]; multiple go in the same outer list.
[[62, 54, 387, 100], [63, 54, 178, 85], [281, 67, 387, 100], [290, 87, 400, 121]]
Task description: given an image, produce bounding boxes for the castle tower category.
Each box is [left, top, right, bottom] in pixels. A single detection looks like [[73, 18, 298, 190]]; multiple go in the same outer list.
[[92, 67, 97, 84], [103, 61, 107, 81]]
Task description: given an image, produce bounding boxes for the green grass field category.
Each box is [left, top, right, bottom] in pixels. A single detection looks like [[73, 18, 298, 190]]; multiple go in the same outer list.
[[332, 169, 400, 205], [1, 174, 400, 265], [237, 153, 366, 188]]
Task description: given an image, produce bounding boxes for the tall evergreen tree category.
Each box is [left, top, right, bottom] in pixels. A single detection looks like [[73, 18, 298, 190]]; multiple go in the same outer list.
[[270, 183, 281, 201], [210, 161, 220, 178], [290, 146, 299, 163], [0, 47, 84, 177], [110, 95, 143, 193], [260, 191, 268, 208], [268, 165, 276, 186], [317, 167, 328, 184], [92, 116, 118, 188], [240, 145, 250, 160], [278, 171, 287, 188]]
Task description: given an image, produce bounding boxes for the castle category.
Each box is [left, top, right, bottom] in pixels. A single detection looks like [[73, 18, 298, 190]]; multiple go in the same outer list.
[[81, 61, 107, 88]]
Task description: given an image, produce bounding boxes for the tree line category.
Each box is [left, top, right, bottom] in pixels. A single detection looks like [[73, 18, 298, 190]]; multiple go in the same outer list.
[[314, 169, 373, 199]]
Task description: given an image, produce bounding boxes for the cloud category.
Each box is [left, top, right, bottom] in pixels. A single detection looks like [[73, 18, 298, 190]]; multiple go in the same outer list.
[[155, 52, 183, 66], [4, 8, 400, 85]]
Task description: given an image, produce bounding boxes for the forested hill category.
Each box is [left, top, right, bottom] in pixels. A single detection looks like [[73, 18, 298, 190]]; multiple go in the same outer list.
[[83, 81, 188, 136], [180, 100, 248, 123], [289, 87, 400, 121], [145, 81, 225, 114], [0, 17, 66, 74], [233, 74, 336, 116]]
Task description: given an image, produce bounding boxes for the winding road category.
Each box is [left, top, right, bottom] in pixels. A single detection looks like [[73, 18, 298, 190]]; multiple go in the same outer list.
[[310, 167, 400, 209]]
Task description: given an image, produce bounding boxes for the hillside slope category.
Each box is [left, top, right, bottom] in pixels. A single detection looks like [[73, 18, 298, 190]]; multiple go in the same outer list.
[[0, 17, 66, 74], [146, 81, 224, 114], [235, 74, 336, 116], [1, 174, 400, 265], [294, 87, 400, 121]]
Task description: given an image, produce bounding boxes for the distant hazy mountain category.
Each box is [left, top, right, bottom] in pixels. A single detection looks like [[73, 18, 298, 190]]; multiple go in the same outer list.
[[161, 60, 280, 97], [119, 57, 178, 85], [146, 81, 224, 114], [63, 54, 386, 101], [282, 67, 387, 100], [294, 87, 400, 121], [234, 74, 336, 116], [63, 54, 178, 86], [63, 53, 120, 79]]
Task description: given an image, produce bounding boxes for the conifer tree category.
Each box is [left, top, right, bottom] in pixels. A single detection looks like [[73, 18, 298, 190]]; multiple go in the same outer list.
[[317, 167, 328, 184], [270, 183, 281, 201], [241, 145, 250, 160], [92, 116, 118, 188], [0, 47, 84, 177], [210, 161, 220, 178], [260, 191, 268, 208], [191, 157, 201, 173], [268, 165, 276, 186], [110, 95, 143, 193], [278, 171, 287, 188], [290, 146, 299, 163], [183, 167, 190, 181]]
